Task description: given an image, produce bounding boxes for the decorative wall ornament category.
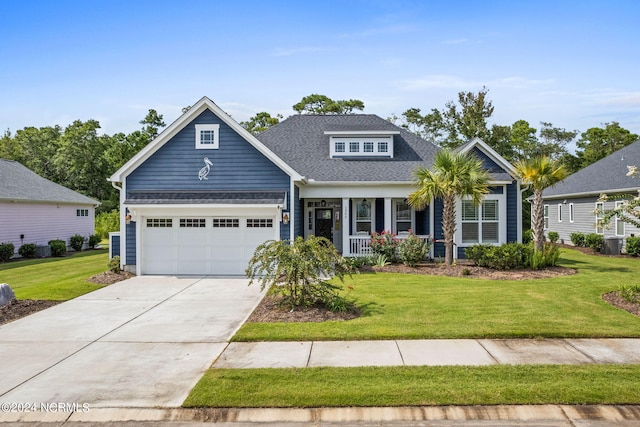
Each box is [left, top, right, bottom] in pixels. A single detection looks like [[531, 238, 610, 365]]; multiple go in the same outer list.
[[198, 157, 213, 181]]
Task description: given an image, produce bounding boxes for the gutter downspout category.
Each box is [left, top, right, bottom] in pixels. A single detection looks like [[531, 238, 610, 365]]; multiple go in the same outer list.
[[110, 181, 125, 270]]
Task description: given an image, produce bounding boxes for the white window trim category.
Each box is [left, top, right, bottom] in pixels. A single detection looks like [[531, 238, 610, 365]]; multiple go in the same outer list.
[[195, 124, 220, 149], [595, 202, 604, 234], [392, 199, 414, 234], [455, 193, 506, 247], [569, 203, 574, 223], [543, 204, 549, 230], [352, 198, 375, 235], [615, 201, 625, 236], [330, 136, 393, 158], [558, 203, 563, 223]]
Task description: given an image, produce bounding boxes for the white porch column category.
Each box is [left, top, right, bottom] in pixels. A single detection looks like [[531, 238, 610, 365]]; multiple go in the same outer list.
[[384, 198, 392, 232], [342, 198, 350, 256]]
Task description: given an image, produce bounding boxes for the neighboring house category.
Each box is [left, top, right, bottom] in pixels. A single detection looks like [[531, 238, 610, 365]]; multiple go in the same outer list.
[[541, 140, 640, 248], [0, 159, 99, 254], [108, 97, 522, 276]]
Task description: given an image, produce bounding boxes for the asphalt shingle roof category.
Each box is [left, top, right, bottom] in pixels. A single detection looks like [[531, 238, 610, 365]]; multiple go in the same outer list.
[[125, 190, 286, 205], [543, 140, 640, 198], [256, 114, 441, 182], [0, 159, 98, 205]]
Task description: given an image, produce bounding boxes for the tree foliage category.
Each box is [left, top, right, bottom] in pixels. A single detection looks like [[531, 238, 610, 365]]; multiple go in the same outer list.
[[598, 166, 640, 231], [245, 236, 353, 311], [293, 94, 365, 114], [576, 122, 638, 168], [240, 111, 283, 135], [409, 150, 490, 266]]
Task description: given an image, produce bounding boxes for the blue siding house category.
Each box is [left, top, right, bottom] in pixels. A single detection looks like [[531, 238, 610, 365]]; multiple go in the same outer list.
[[109, 97, 522, 275]]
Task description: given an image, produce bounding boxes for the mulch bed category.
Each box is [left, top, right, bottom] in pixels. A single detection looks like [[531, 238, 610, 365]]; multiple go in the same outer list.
[[0, 271, 134, 325], [603, 292, 640, 317]]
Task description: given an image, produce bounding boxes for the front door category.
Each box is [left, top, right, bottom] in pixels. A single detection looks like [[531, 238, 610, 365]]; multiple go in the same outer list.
[[315, 209, 333, 242]]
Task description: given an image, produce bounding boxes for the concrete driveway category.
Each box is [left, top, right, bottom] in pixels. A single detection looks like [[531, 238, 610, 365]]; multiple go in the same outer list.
[[0, 276, 264, 408]]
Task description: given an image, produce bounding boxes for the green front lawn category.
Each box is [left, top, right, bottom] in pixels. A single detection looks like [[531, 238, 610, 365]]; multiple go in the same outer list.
[[234, 248, 640, 341], [185, 365, 640, 407], [0, 250, 109, 300]]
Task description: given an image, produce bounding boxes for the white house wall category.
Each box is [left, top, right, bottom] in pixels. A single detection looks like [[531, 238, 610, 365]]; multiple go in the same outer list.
[[0, 202, 95, 249], [299, 183, 415, 199]]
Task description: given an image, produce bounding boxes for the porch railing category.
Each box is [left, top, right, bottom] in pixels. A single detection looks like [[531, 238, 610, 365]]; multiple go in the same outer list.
[[347, 234, 431, 257]]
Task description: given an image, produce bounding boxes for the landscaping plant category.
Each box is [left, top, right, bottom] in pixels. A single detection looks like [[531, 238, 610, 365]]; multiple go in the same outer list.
[[245, 236, 354, 312], [397, 233, 431, 267], [619, 284, 640, 304], [547, 231, 559, 243], [48, 239, 66, 257], [369, 231, 399, 262], [0, 242, 15, 262], [584, 233, 604, 252], [18, 243, 37, 259], [70, 234, 85, 252], [625, 236, 640, 256], [570, 232, 586, 247], [109, 256, 121, 273], [88, 234, 101, 249]]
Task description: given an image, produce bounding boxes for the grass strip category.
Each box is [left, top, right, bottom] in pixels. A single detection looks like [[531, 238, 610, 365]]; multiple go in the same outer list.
[[184, 364, 640, 407]]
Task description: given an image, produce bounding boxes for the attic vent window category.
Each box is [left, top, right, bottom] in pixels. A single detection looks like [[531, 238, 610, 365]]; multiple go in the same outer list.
[[329, 135, 394, 158], [195, 124, 220, 149]]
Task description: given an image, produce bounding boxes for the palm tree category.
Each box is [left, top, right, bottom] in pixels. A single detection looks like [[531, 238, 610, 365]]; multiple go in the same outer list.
[[515, 156, 568, 252], [409, 149, 490, 266]]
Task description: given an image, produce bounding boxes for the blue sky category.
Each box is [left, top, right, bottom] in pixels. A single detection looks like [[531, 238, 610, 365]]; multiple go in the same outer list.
[[2, 0, 639, 143]]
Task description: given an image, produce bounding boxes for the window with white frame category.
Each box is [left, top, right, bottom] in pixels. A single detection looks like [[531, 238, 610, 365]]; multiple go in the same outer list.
[[569, 203, 574, 223], [330, 136, 393, 158], [335, 141, 345, 153], [615, 201, 625, 236], [544, 205, 549, 229], [355, 199, 372, 233], [363, 141, 374, 152], [76, 209, 89, 217], [461, 200, 499, 244], [394, 199, 412, 233], [195, 124, 220, 149], [558, 203, 563, 222], [180, 218, 206, 228], [147, 218, 172, 228], [595, 202, 604, 234], [349, 141, 360, 153], [378, 141, 388, 153]]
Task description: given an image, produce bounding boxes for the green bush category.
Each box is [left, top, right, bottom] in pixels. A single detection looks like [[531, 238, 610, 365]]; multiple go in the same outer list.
[[585, 233, 604, 252], [0, 242, 15, 262], [570, 232, 586, 247], [522, 229, 533, 244], [528, 243, 561, 269], [88, 234, 101, 249], [69, 234, 85, 252], [48, 239, 66, 257], [547, 231, 559, 243], [18, 243, 37, 259], [109, 256, 121, 273], [397, 234, 431, 267], [246, 236, 354, 312], [619, 284, 640, 304], [624, 236, 640, 257], [369, 231, 399, 262], [95, 210, 120, 239], [465, 243, 529, 270]]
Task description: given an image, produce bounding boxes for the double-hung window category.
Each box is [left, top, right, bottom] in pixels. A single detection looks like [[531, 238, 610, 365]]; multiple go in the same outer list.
[[595, 202, 604, 234], [543, 205, 549, 229], [394, 199, 412, 233], [461, 200, 499, 244], [355, 199, 372, 233], [615, 201, 625, 236]]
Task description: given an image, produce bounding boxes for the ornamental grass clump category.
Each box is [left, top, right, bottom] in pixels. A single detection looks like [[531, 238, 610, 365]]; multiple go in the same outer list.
[[246, 236, 355, 312]]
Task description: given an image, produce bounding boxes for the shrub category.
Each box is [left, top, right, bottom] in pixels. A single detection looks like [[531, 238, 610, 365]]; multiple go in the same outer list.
[[69, 234, 85, 252], [522, 229, 533, 244], [397, 234, 431, 267], [48, 239, 66, 257], [619, 284, 640, 304], [95, 210, 120, 239], [246, 236, 354, 311], [585, 233, 604, 252], [18, 243, 37, 259], [465, 243, 529, 270], [547, 231, 559, 243], [624, 236, 640, 257], [109, 256, 121, 273], [88, 234, 101, 249], [374, 254, 390, 267], [528, 243, 561, 269], [0, 242, 15, 262], [369, 231, 399, 262], [570, 232, 586, 247]]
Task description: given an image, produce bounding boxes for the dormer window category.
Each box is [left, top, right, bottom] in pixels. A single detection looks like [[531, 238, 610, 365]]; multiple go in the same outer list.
[[326, 131, 396, 158]]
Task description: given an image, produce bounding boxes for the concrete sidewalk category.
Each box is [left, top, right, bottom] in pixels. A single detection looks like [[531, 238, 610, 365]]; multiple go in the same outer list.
[[214, 338, 640, 368]]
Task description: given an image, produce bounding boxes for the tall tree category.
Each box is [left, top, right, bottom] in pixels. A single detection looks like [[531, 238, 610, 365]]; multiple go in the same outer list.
[[240, 112, 283, 135], [11, 125, 64, 182], [293, 94, 365, 114], [409, 150, 490, 266], [576, 122, 638, 168], [537, 122, 577, 160], [139, 109, 166, 140], [441, 86, 494, 148], [514, 156, 568, 252]]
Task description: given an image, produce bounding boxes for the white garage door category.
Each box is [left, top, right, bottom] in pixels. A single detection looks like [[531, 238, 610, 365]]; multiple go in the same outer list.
[[142, 216, 276, 275]]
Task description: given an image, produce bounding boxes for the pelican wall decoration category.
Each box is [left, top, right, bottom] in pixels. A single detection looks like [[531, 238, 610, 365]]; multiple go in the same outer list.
[[198, 157, 213, 181]]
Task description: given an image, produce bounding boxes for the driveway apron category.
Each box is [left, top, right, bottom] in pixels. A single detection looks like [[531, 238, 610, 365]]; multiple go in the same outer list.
[[0, 276, 264, 408]]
